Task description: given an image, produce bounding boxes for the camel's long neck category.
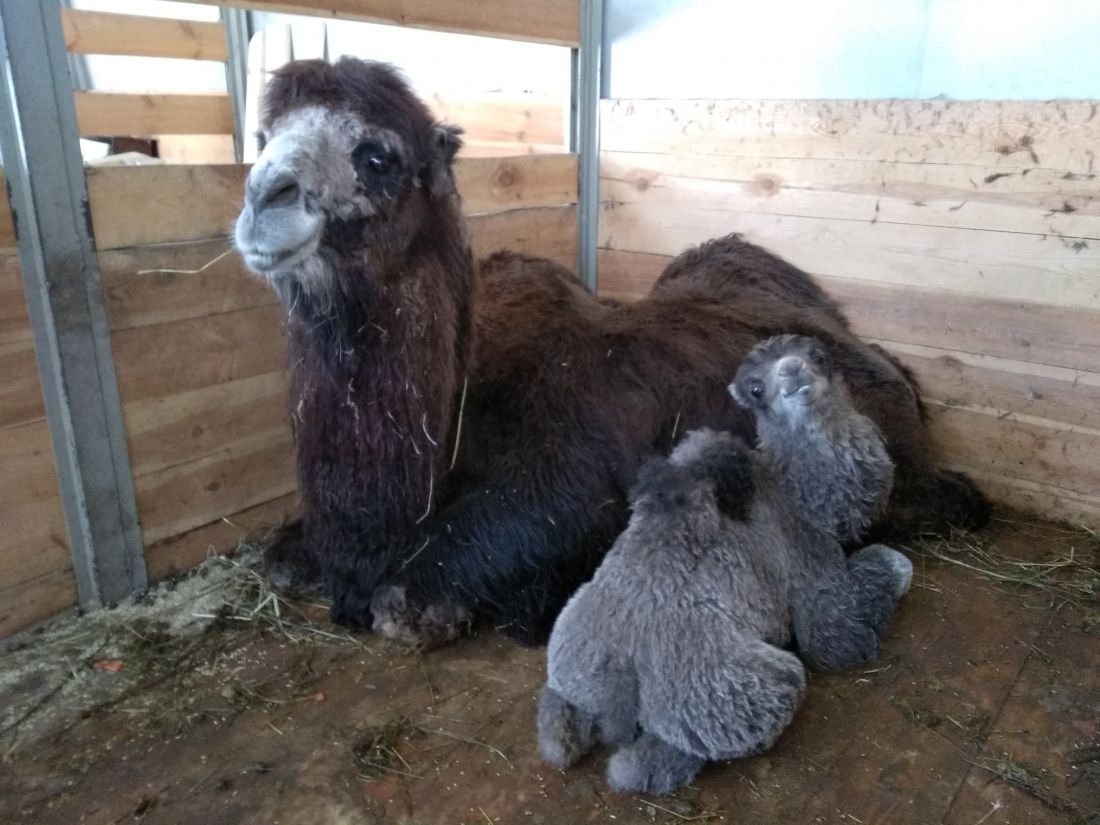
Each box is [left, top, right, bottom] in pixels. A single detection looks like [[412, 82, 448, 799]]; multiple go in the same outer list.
[[757, 398, 893, 544], [286, 213, 475, 549]]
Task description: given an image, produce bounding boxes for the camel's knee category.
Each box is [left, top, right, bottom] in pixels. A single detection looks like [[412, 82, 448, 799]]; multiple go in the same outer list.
[[713, 646, 805, 758], [851, 544, 913, 599], [650, 642, 805, 761], [607, 732, 705, 795], [537, 686, 598, 769], [795, 597, 881, 671], [263, 520, 324, 598]]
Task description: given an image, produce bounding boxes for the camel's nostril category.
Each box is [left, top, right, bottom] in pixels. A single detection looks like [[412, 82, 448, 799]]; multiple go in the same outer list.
[[263, 179, 301, 208], [777, 356, 805, 377]]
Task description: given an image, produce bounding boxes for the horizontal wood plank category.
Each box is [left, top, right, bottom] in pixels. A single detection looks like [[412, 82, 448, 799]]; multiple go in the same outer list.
[[0, 260, 74, 638], [601, 99, 1100, 174], [945, 467, 1100, 527], [186, 0, 580, 46], [134, 429, 296, 545], [431, 93, 566, 152], [469, 204, 577, 269], [155, 134, 237, 164], [123, 371, 291, 479], [876, 342, 1100, 433], [0, 421, 72, 608], [61, 8, 228, 60], [146, 492, 298, 581], [111, 304, 287, 405], [926, 403, 1100, 507], [596, 248, 1100, 374], [601, 151, 1100, 240], [74, 92, 235, 137], [0, 255, 43, 430], [0, 343, 44, 431], [458, 140, 567, 158], [457, 154, 576, 214], [821, 276, 1100, 375], [599, 201, 1100, 311], [86, 164, 246, 249], [76, 155, 577, 250], [100, 239, 276, 331], [0, 568, 77, 640]]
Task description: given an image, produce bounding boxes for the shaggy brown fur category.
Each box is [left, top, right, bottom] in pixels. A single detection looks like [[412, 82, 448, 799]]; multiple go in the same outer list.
[[241, 59, 476, 627], [370, 243, 988, 645], [242, 58, 988, 646]]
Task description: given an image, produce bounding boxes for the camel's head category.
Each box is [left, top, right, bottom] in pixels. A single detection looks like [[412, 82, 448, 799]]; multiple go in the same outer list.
[[234, 58, 463, 299], [730, 334, 840, 421]]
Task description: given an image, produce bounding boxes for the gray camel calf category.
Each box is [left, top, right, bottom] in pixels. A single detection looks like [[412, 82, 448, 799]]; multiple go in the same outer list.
[[538, 334, 913, 794]]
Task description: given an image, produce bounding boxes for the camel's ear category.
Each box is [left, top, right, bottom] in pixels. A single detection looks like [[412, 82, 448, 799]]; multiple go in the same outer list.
[[426, 123, 464, 195]]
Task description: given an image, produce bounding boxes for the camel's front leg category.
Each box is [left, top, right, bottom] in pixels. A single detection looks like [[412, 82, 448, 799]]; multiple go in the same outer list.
[[261, 518, 325, 598], [791, 544, 913, 671], [369, 481, 626, 647]]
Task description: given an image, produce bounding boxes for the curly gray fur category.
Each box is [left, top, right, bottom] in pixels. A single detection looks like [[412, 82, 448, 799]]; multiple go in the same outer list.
[[538, 335, 913, 795]]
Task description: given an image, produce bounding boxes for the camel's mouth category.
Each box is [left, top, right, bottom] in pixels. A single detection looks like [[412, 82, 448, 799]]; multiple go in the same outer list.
[[778, 372, 819, 400], [239, 234, 320, 276], [234, 195, 324, 277]]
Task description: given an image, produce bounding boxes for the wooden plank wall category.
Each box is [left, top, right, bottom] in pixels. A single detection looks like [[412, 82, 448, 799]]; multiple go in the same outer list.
[[0, 248, 76, 639], [187, 0, 581, 47], [242, 24, 568, 162], [0, 153, 577, 637], [60, 7, 237, 162], [598, 99, 1100, 528]]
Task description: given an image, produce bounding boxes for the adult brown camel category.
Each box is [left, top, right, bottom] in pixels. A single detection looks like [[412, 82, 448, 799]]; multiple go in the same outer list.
[[233, 57, 989, 647]]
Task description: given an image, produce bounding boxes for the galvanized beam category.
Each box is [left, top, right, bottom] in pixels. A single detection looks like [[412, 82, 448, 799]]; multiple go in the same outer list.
[[0, 0, 147, 606], [221, 7, 251, 163], [571, 0, 603, 292]]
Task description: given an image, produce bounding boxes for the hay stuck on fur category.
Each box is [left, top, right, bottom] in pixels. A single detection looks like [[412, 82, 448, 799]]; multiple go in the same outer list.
[[905, 519, 1099, 608]]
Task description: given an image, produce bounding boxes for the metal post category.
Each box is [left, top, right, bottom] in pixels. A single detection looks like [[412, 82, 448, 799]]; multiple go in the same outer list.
[[0, 1, 147, 606], [572, 0, 604, 293], [221, 7, 251, 163]]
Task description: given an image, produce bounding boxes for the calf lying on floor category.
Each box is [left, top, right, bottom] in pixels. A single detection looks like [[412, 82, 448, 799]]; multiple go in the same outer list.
[[538, 335, 914, 794]]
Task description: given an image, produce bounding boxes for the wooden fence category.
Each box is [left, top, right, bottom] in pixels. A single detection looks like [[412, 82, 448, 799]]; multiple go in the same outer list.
[[598, 98, 1100, 528]]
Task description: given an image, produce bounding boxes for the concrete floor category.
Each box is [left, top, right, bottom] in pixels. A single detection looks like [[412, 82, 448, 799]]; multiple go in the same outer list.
[[1, 513, 1097, 825]]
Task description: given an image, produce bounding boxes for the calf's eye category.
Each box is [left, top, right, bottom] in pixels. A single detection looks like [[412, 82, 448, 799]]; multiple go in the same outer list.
[[749, 380, 765, 398], [368, 154, 388, 173]]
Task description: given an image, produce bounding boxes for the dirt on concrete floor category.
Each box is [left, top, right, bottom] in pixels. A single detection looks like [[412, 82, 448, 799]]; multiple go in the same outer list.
[[0, 512, 1097, 825]]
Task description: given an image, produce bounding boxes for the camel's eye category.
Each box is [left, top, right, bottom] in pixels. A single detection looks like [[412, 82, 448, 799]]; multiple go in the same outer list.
[[353, 139, 395, 177], [749, 380, 765, 399], [810, 347, 827, 366]]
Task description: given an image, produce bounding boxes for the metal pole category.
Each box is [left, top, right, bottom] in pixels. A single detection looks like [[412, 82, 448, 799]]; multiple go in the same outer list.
[[572, 0, 603, 293], [221, 7, 251, 163], [0, 1, 147, 606]]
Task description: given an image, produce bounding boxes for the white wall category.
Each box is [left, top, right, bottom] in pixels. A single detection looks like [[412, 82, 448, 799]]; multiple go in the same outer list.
[[605, 0, 1100, 100]]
